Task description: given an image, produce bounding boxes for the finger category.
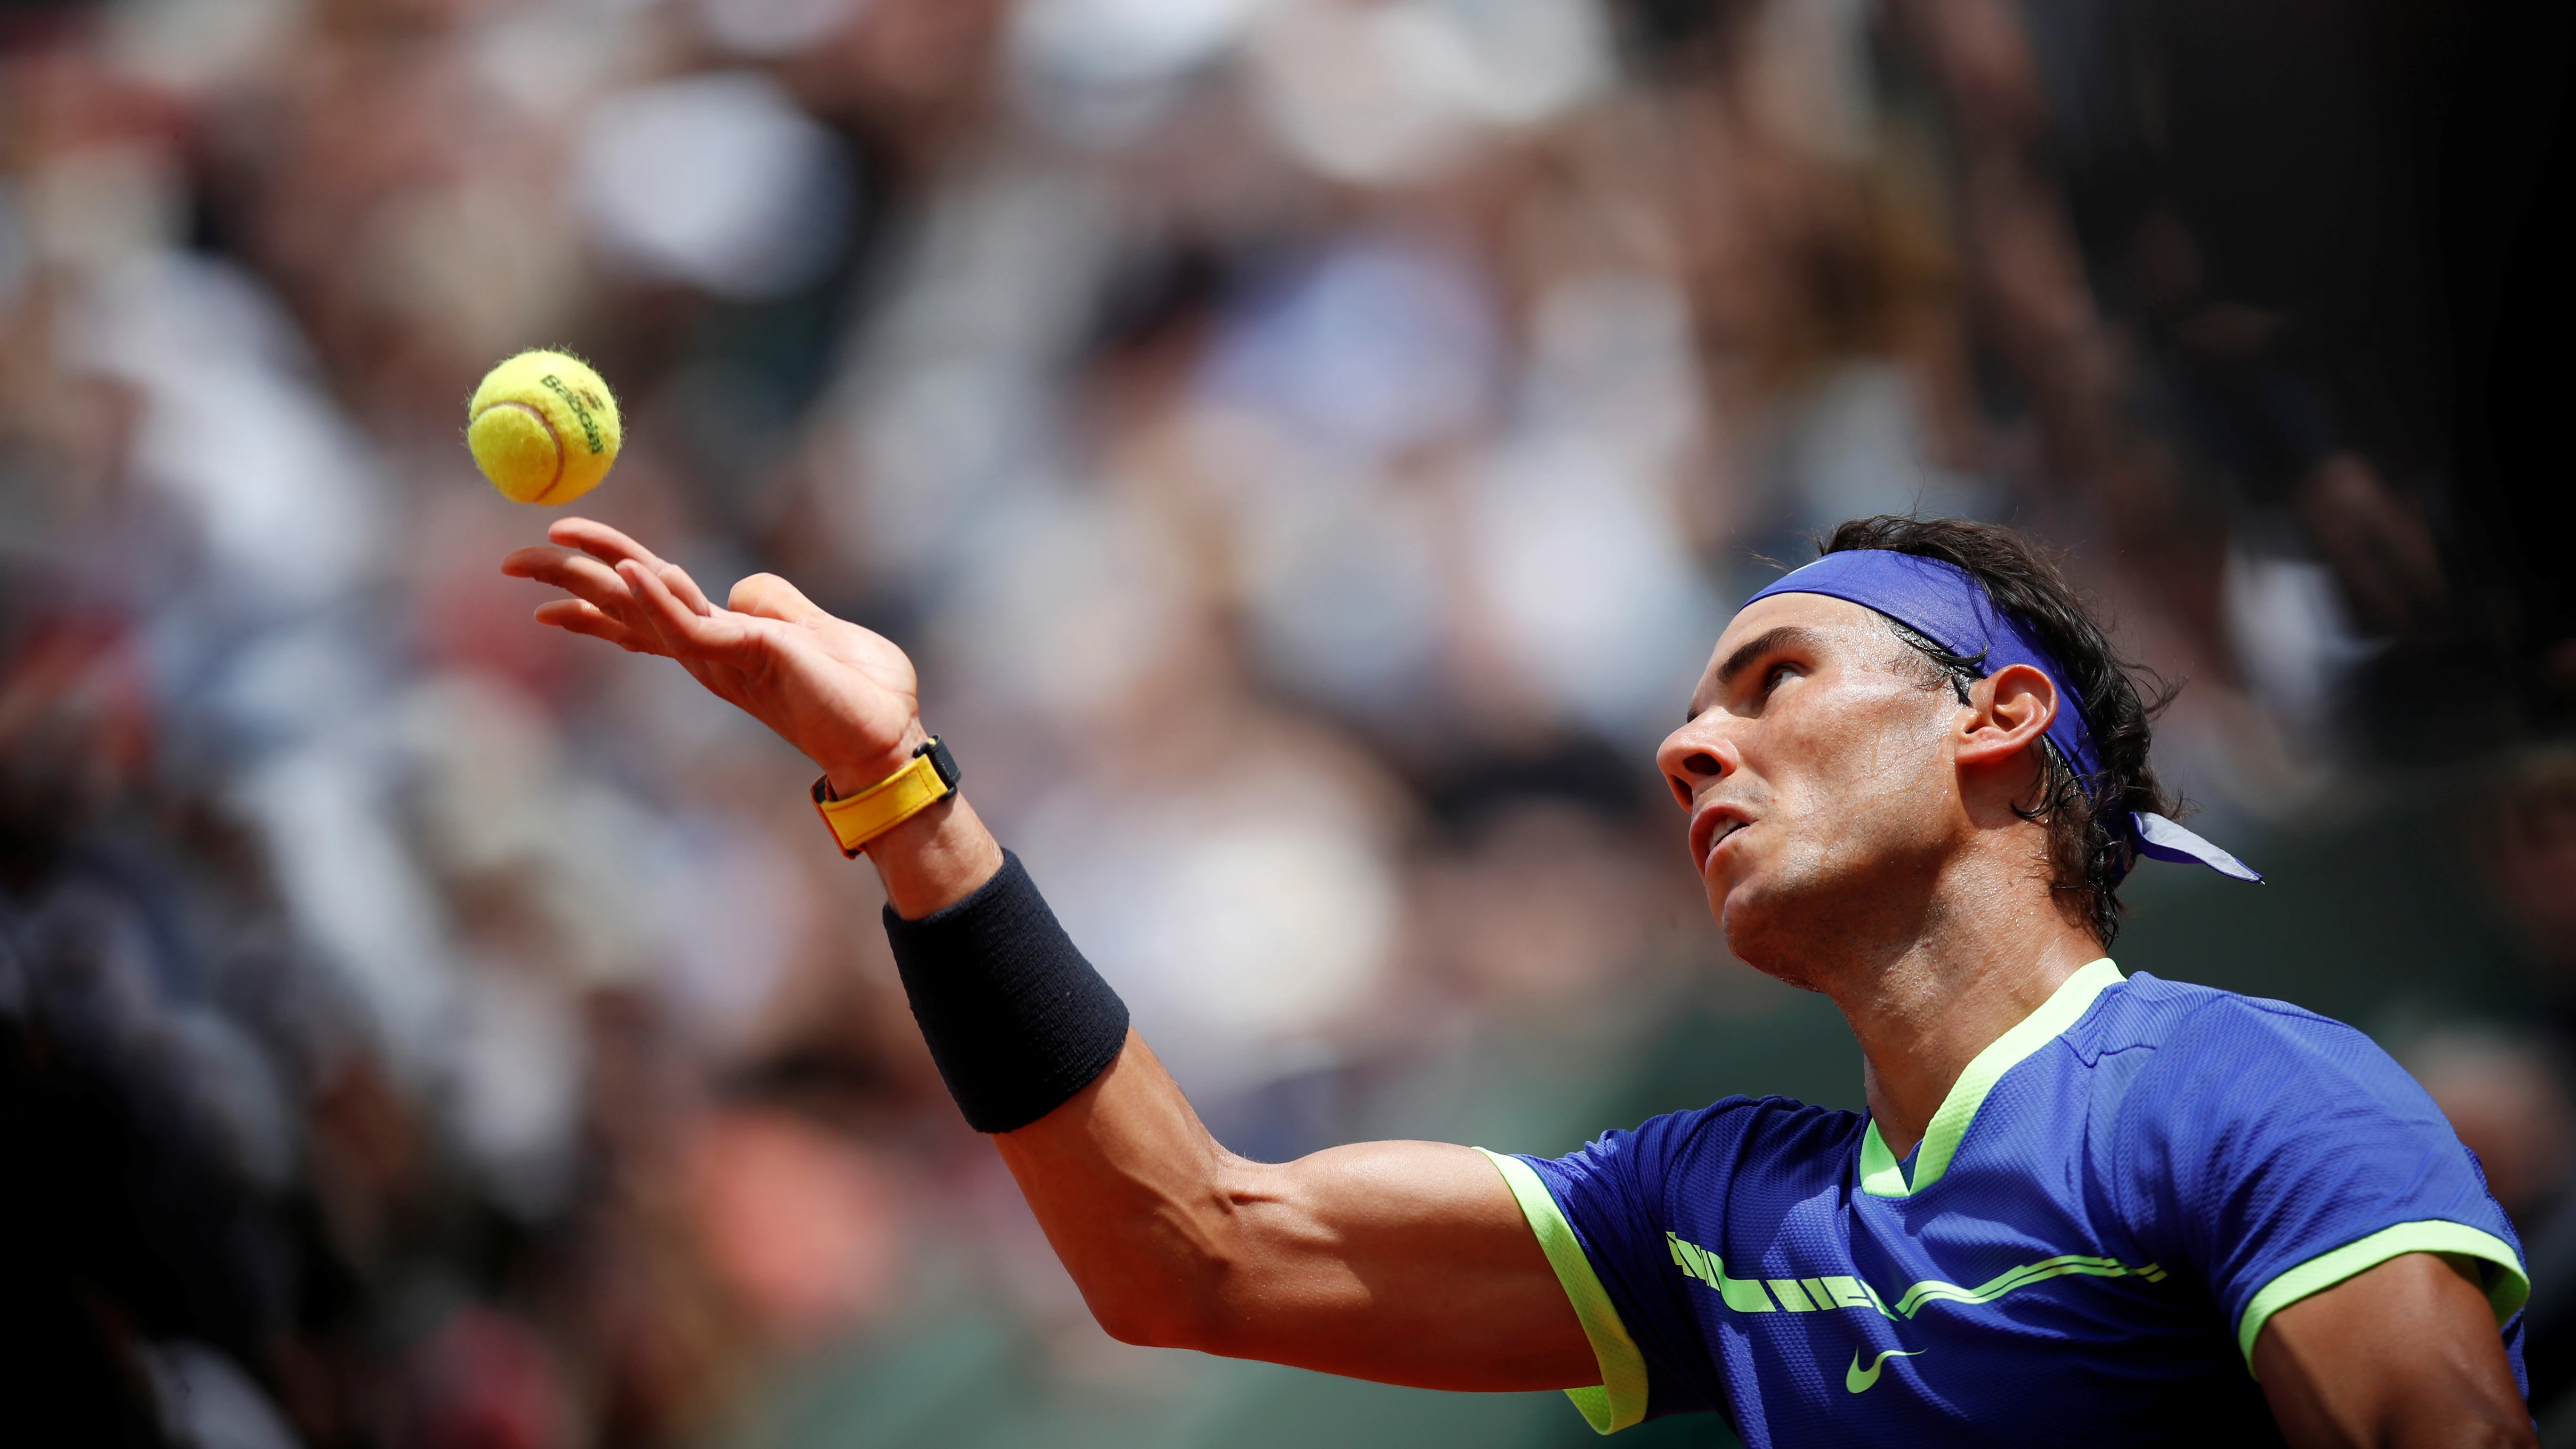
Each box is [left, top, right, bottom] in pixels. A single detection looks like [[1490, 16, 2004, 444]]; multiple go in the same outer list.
[[499, 543, 569, 580], [658, 563, 717, 617], [540, 521, 716, 619], [506, 545, 649, 621], [620, 557, 747, 659], [533, 598, 665, 653], [504, 543, 625, 594], [548, 516, 671, 575], [728, 572, 831, 625]]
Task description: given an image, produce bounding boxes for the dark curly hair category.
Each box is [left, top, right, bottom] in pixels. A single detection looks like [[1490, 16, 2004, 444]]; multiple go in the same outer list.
[[1816, 516, 2182, 945]]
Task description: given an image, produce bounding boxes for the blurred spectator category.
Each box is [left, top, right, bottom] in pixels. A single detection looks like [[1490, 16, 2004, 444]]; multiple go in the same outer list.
[[3, 0, 2572, 1443], [2407, 1028, 2574, 1229], [2493, 748, 2576, 1008], [2407, 1026, 2576, 1419]]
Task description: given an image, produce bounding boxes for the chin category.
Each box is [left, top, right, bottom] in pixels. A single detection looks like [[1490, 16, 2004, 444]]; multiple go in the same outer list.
[[1712, 877, 1827, 992], [1713, 881, 1775, 960], [1708, 846, 1778, 920]]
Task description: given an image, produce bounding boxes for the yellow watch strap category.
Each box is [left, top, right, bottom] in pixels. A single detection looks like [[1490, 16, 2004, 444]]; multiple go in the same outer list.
[[811, 738, 961, 858]]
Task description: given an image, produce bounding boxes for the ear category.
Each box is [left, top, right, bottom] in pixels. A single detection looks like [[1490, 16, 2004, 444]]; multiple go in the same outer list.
[[1956, 663, 2059, 778]]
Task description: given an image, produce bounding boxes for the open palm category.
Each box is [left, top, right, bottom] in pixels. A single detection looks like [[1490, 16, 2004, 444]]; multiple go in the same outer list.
[[502, 518, 925, 787]]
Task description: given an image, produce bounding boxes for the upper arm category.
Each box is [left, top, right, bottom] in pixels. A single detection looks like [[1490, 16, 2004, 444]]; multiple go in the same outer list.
[[1195, 1138, 1603, 1393], [2252, 1252, 2534, 1449]]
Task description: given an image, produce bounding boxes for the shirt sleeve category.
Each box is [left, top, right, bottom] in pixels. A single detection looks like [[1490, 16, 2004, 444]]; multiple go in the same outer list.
[[1480, 1106, 1760, 1432], [1478, 1149, 1654, 1434], [2112, 996, 2530, 1368]]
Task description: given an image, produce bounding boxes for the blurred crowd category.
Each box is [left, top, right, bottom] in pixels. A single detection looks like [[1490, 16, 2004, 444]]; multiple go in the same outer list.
[[5, 0, 2576, 1444]]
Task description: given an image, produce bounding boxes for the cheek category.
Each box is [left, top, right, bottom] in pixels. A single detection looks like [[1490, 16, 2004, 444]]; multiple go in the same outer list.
[[1756, 688, 1952, 837]]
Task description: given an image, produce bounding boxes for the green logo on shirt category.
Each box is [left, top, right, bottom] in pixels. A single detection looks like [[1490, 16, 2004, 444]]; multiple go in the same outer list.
[[1845, 1347, 1924, 1393], [1665, 1231, 2166, 1321]]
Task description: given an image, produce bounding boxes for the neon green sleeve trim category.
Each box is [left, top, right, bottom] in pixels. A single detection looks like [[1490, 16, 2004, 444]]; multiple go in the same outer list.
[[2236, 1220, 2531, 1368], [1475, 1148, 1650, 1434]]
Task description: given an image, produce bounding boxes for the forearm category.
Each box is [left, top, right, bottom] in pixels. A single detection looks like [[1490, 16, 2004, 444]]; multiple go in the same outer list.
[[989, 1032, 1245, 1347], [857, 784, 1590, 1388], [860, 805, 1429, 1357]]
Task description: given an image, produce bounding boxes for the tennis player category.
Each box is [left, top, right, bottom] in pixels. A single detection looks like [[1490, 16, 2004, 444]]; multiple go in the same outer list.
[[506, 513, 2533, 1447]]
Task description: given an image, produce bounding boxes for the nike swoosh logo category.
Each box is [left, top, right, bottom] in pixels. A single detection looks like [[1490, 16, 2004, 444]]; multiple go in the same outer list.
[[1845, 1347, 1924, 1393]]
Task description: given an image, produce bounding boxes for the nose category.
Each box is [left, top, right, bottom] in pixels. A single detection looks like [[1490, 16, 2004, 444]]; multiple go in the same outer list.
[[1654, 722, 1733, 811]]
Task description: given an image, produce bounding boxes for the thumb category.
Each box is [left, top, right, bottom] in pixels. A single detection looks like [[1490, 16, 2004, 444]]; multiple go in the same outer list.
[[728, 572, 829, 624]]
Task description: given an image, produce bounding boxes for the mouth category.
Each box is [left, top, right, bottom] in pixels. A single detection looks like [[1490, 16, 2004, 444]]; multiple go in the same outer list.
[[1690, 804, 1754, 872]]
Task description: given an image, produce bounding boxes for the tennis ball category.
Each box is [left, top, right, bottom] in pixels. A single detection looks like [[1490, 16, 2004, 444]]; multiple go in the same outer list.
[[466, 350, 622, 506]]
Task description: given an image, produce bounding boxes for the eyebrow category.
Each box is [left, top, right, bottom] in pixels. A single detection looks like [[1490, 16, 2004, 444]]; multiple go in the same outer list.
[[1689, 625, 1827, 718]]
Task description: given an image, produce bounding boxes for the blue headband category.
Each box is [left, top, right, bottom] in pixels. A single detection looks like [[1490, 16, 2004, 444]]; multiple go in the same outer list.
[[1745, 550, 2260, 884]]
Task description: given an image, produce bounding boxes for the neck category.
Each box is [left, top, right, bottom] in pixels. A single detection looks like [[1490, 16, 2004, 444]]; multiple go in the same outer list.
[[1815, 859, 2105, 1159]]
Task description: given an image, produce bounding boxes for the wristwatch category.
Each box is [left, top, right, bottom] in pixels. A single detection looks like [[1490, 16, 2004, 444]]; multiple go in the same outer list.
[[811, 737, 962, 858]]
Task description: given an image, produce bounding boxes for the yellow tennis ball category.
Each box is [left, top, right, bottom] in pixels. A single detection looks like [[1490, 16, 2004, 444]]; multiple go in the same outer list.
[[466, 350, 622, 506]]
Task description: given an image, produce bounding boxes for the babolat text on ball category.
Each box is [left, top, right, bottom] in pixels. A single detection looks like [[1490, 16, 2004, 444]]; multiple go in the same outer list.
[[466, 349, 622, 506]]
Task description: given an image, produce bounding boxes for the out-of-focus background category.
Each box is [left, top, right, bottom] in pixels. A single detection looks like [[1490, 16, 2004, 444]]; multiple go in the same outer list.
[[6, 0, 2576, 1442]]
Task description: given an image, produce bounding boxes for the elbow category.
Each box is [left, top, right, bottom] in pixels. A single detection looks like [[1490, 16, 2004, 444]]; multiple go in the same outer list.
[[1067, 1163, 1271, 1353], [1093, 1304, 1187, 1350], [1080, 1235, 1249, 1352], [1088, 1281, 1220, 1352]]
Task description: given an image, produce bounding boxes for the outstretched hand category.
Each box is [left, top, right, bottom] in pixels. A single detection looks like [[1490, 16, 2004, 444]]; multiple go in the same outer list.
[[503, 518, 925, 793]]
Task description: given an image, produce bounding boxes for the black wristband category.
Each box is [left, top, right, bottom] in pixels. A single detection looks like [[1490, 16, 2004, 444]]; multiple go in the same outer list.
[[881, 850, 1131, 1134]]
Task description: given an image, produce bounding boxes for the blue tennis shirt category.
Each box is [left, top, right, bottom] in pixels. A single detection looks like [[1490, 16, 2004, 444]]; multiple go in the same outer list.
[[1481, 961, 2531, 1446]]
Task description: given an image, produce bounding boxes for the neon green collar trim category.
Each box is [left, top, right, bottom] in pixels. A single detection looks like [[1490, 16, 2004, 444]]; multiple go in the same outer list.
[[1858, 958, 2124, 1198]]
